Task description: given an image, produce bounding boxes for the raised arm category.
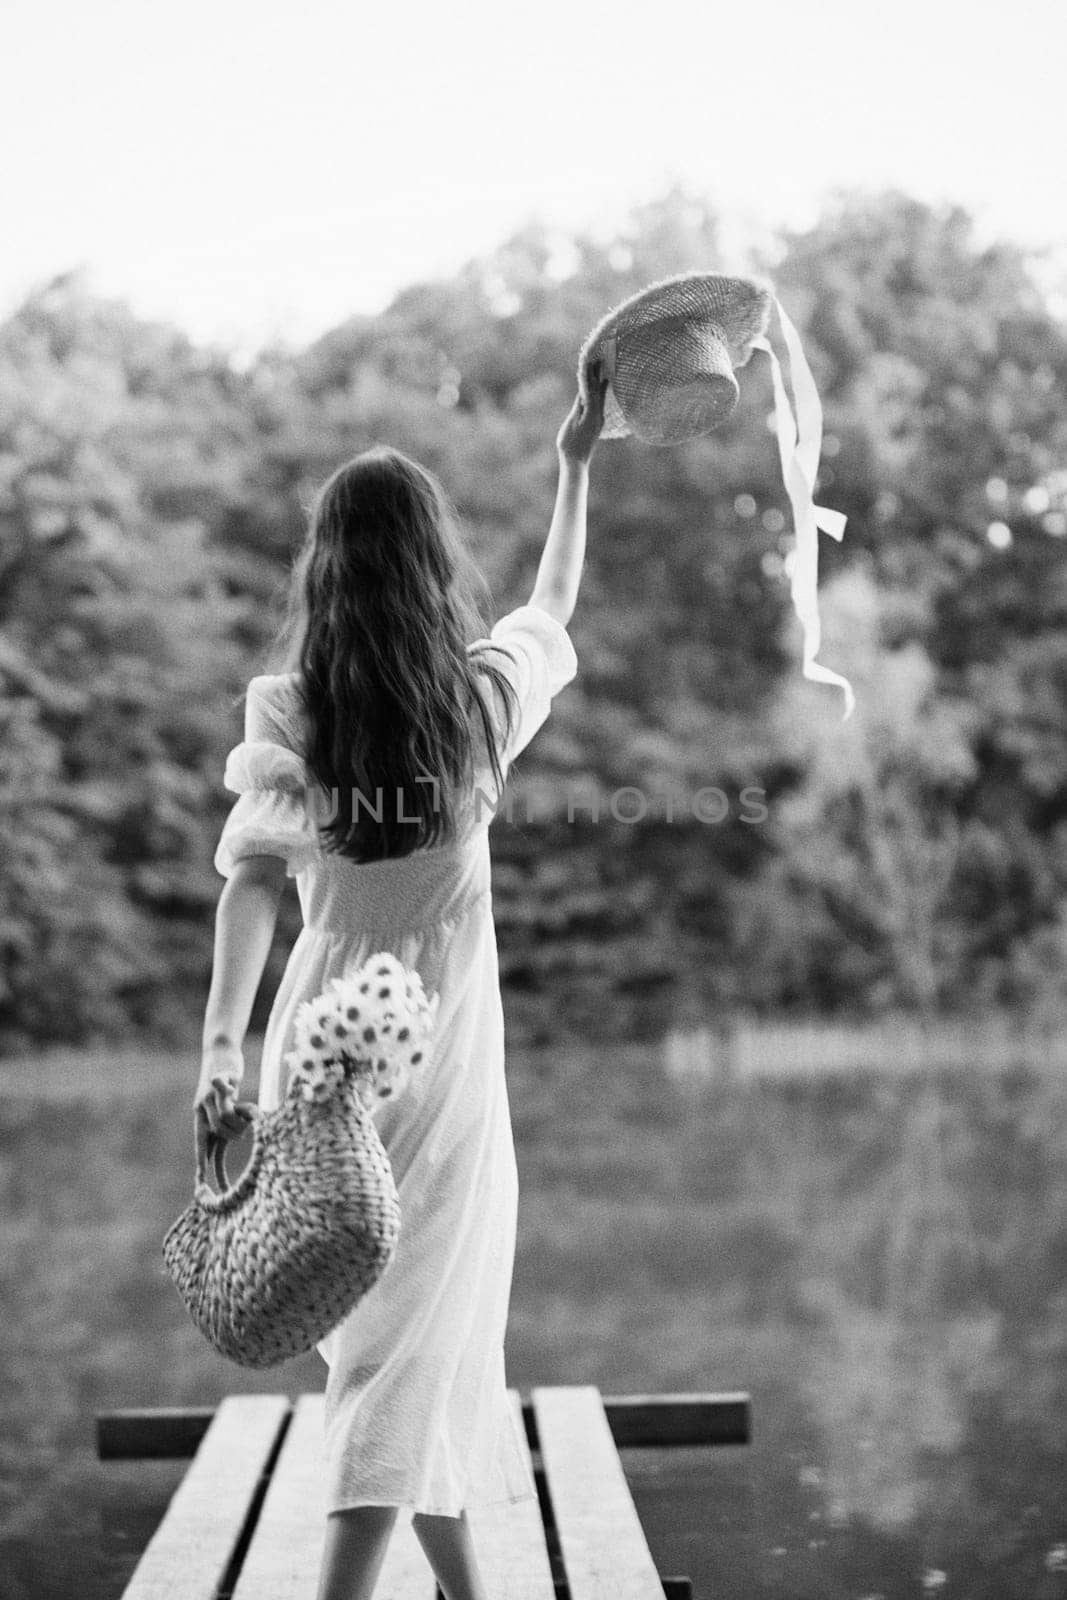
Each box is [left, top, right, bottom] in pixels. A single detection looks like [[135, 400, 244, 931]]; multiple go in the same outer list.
[[529, 365, 609, 628]]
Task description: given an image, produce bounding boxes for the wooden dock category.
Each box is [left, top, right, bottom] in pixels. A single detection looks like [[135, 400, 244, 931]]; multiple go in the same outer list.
[[97, 1387, 751, 1598]]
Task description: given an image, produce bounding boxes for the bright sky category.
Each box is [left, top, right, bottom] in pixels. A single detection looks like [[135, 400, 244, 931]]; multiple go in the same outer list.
[[4, 0, 1065, 359]]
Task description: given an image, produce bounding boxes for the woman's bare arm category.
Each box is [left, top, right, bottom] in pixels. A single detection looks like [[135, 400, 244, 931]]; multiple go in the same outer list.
[[195, 854, 287, 1136], [530, 459, 590, 627], [529, 367, 608, 627]]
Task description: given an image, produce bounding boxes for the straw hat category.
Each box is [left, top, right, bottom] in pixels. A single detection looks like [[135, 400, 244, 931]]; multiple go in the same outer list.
[[578, 271, 774, 444], [576, 270, 856, 717]]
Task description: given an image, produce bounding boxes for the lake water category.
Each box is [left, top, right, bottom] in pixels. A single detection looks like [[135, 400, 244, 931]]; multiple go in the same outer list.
[[2, 1028, 1065, 1599]]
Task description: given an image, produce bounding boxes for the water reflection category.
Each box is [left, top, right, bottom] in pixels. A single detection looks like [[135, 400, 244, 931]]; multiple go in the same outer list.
[[517, 1026, 1067, 1598], [2, 1025, 1065, 1599]]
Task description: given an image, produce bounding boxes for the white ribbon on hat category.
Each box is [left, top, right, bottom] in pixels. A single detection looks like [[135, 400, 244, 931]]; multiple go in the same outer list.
[[752, 299, 855, 719]]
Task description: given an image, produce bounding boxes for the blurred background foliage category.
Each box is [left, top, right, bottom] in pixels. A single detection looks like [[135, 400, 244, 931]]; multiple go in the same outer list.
[[2, 183, 1066, 1051]]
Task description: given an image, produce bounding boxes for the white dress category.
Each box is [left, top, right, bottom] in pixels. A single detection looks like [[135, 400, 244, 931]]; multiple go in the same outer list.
[[213, 603, 577, 1517]]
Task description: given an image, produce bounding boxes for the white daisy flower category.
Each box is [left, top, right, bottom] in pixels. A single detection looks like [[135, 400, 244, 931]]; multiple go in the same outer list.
[[283, 1049, 340, 1104], [303, 1058, 344, 1104], [367, 951, 408, 987], [293, 992, 344, 1064]]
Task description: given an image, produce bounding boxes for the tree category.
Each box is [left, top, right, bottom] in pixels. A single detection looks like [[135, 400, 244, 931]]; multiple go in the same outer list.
[[750, 568, 976, 1014]]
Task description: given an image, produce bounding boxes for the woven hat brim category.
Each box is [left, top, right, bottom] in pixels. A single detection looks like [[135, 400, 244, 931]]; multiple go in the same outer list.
[[579, 271, 774, 442]]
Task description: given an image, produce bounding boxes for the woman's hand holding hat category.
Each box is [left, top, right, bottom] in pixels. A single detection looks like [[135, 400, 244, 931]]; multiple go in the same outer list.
[[557, 361, 609, 467]]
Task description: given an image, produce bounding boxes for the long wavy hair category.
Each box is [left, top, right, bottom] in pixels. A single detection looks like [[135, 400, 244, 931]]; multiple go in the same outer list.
[[268, 446, 519, 863]]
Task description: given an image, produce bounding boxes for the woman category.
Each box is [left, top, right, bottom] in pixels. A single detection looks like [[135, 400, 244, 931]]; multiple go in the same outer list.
[[193, 367, 608, 1600]]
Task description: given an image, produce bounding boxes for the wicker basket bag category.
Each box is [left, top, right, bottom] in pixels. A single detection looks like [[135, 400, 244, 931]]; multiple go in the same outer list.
[[162, 953, 437, 1369]]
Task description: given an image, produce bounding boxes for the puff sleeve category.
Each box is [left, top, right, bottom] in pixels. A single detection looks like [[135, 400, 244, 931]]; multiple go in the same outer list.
[[213, 675, 322, 880], [470, 602, 578, 767]]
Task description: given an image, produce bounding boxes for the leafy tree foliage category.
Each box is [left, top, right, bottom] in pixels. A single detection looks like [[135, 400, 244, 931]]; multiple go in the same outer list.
[[1, 188, 1065, 1046]]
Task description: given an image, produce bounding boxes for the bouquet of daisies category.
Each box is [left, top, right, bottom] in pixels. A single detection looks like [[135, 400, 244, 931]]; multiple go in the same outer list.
[[284, 952, 440, 1110]]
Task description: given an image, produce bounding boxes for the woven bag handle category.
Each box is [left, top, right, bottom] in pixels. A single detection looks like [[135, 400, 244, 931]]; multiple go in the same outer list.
[[195, 1101, 259, 1194]]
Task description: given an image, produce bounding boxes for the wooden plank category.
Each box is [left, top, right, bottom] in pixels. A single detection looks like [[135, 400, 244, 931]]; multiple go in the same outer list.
[[230, 1391, 432, 1600], [602, 1392, 750, 1448], [532, 1386, 663, 1600], [97, 1389, 752, 1461], [548, 1586, 689, 1600], [114, 1394, 290, 1600], [97, 1406, 217, 1460], [521, 1392, 751, 1451], [466, 1389, 556, 1599]]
